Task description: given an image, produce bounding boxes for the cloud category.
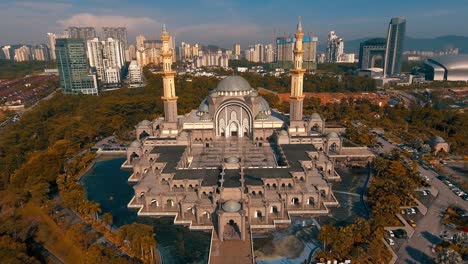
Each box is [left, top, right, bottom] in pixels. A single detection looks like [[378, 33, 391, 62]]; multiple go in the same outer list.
[[57, 13, 159, 31], [15, 1, 72, 12]]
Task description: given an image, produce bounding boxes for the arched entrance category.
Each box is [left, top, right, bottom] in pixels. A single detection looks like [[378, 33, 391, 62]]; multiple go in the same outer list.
[[228, 122, 238, 137], [215, 101, 253, 139], [223, 219, 241, 240]]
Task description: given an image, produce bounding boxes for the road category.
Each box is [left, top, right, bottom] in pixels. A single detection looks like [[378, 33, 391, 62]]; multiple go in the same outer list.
[[374, 134, 468, 263], [0, 89, 58, 133]]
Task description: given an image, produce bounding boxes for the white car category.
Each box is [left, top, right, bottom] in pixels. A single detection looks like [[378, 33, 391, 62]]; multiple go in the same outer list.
[[388, 230, 395, 237], [386, 238, 395, 246], [422, 191, 428, 196], [411, 208, 417, 214]]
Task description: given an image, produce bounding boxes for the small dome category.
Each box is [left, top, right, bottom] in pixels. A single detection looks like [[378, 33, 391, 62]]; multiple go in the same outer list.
[[197, 99, 209, 113], [255, 97, 271, 113], [138, 120, 152, 126], [327, 132, 339, 139], [179, 131, 189, 137], [311, 113, 321, 120], [216, 76, 252, 92], [129, 141, 141, 148], [222, 200, 241, 212], [225, 156, 239, 164], [432, 136, 446, 143]]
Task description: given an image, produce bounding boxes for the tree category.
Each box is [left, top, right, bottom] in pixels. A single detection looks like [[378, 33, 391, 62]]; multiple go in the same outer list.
[[118, 223, 157, 261], [102, 213, 113, 229], [436, 248, 462, 264]]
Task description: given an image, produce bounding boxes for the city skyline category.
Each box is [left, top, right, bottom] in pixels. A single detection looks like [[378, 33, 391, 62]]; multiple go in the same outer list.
[[1, 0, 468, 48]]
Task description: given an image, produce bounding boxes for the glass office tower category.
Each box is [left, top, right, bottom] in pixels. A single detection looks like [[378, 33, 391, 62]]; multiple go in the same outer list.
[[384, 17, 406, 77]]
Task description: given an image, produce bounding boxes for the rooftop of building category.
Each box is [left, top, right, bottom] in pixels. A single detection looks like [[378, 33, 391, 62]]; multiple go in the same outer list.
[[146, 142, 318, 187]]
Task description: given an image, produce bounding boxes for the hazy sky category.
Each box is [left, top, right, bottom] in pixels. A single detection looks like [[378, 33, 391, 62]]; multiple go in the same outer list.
[[1, 0, 467, 48]]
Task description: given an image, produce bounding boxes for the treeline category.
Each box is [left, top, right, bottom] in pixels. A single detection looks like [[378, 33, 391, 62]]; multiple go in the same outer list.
[[0, 61, 55, 79], [317, 218, 392, 263], [316, 153, 422, 263], [369, 152, 423, 225], [260, 93, 467, 154], [0, 74, 168, 262], [0, 68, 223, 263]]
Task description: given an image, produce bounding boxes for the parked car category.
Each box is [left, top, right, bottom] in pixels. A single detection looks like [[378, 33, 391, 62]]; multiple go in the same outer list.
[[388, 230, 395, 237], [394, 229, 408, 238], [385, 237, 395, 246], [408, 219, 416, 227]]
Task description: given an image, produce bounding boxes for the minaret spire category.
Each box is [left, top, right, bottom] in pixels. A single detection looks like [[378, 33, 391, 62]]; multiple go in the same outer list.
[[288, 18, 306, 135], [297, 16, 302, 32], [160, 25, 178, 125]]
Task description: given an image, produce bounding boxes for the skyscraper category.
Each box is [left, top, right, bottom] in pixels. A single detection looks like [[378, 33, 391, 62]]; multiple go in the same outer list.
[[326, 31, 344, 63], [66, 27, 96, 40], [102, 27, 128, 47], [136, 34, 146, 50], [233, 44, 241, 57], [55, 38, 98, 95], [86, 38, 125, 85], [47, 32, 68, 60], [14, 46, 31, 62], [384, 17, 406, 76], [32, 45, 49, 61]]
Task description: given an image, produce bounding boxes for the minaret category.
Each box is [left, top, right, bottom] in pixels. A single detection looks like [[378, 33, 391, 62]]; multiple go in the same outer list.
[[289, 17, 306, 134], [161, 24, 178, 123]]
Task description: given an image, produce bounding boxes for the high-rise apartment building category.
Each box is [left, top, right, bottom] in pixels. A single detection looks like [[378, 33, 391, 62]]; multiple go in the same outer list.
[[2, 46, 12, 60], [32, 45, 49, 61], [276, 35, 317, 68], [326, 31, 344, 63], [136, 34, 146, 50], [194, 50, 229, 68], [66, 27, 96, 40], [55, 38, 98, 95], [264, 44, 275, 63], [384, 17, 406, 76], [14, 45, 31, 62], [135, 34, 175, 67], [128, 44, 136, 60], [86, 38, 125, 85], [102, 27, 128, 47], [128, 60, 143, 88], [179, 42, 200, 60], [234, 44, 241, 56]]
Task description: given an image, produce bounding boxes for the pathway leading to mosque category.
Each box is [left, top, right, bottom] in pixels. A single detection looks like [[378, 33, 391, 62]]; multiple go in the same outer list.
[[210, 228, 253, 264]]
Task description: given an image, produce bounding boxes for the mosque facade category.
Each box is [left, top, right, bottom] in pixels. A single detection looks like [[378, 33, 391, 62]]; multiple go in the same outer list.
[[124, 21, 373, 242]]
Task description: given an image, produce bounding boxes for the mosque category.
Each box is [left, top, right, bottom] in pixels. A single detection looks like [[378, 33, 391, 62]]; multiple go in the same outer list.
[[124, 21, 373, 247]]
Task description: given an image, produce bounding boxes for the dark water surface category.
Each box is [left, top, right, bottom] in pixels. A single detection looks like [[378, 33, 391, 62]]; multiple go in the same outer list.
[[81, 157, 211, 264]]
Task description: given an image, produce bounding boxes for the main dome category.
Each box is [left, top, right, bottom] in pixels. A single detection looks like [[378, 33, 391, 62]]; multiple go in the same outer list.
[[215, 76, 252, 92]]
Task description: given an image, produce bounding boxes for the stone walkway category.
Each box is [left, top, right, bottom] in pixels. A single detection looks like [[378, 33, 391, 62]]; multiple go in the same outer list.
[[210, 229, 253, 264]]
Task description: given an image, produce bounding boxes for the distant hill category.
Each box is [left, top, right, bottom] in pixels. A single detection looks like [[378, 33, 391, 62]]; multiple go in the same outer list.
[[318, 35, 468, 54]]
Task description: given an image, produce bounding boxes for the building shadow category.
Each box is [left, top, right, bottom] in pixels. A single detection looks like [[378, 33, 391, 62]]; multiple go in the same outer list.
[[421, 230, 442, 245], [405, 246, 435, 264]]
